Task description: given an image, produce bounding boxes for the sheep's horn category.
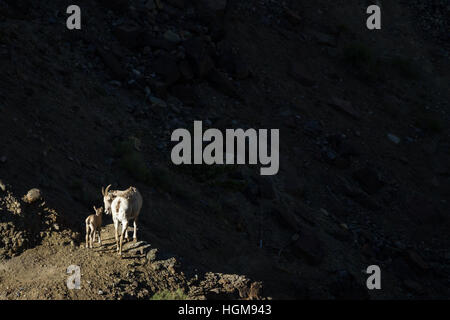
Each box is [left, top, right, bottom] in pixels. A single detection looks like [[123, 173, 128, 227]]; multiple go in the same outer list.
[[101, 187, 105, 196], [105, 184, 112, 194]]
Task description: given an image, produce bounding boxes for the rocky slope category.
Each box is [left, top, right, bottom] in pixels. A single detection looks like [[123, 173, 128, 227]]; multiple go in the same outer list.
[[0, 0, 449, 299]]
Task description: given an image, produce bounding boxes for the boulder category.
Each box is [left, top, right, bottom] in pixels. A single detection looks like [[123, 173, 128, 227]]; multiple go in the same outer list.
[[22, 188, 42, 204]]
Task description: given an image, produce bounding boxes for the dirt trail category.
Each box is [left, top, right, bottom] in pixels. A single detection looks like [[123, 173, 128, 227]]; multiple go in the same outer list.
[[0, 222, 261, 300], [0, 224, 163, 299]]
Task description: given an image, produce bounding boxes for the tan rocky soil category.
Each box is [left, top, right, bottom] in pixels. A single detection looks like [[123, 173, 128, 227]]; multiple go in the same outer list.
[[0, 0, 449, 299]]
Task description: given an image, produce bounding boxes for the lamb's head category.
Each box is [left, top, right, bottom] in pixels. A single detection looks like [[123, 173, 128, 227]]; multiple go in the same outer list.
[[101, 184, 113, 215], [93, 205, 104, 216]]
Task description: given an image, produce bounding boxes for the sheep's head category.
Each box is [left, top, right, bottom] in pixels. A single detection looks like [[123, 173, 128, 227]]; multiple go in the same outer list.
[[93, 206, 104, 216], [101, 184, 113, 215]]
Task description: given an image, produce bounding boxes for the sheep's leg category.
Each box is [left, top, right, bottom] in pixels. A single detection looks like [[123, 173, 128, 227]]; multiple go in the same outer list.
[[124, 224, 129, 243], [133, 218, 138, 242], [89, 225, 94, 249], [119, 221, 129, 256], [113, 218, 119, 252]]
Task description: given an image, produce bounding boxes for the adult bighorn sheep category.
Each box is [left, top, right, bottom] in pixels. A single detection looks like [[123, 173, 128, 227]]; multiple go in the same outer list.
[[85, 206, 104, 249], [102, 184, 143, 255]]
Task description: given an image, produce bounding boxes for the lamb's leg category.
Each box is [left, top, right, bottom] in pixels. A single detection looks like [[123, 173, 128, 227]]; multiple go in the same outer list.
[[97, 228, 102, 246], [133, 218, 138, 242], [113, 218, 119, 252], [119, 220, 128, 256], [85, 223, 89, 248]]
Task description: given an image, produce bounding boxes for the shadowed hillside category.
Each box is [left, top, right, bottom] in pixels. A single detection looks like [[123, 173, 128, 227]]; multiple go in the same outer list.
[[0, 0, 449, 299]]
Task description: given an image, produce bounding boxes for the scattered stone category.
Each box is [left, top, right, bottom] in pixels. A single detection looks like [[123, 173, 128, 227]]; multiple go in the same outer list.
[[22, 188, 42, 204], [387, 133, 401, 144], [248, 282, 263, 300], [163, 30, 181, 43], [0, 179, 6, 192], [146, 248, 159, 262], [310, 31, 337, 47]]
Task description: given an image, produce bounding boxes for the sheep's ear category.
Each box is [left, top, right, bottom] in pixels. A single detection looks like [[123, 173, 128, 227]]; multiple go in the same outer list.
[[93, 206, 97, 211]]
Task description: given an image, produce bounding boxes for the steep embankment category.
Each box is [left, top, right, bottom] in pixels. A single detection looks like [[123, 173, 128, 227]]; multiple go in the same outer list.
[[0, 0, 449, 299]]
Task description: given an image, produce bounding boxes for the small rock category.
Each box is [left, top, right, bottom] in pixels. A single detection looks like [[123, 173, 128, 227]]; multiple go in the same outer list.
[[98, 290, 104, 295], [248, 282, 263, 300], [22, 188, 42, 204], [311, 31, 337, 47], [163, 30, 181, 43], [0, 179, 6, 192], [145, 0, 156, 10], [352, 167, 384, 194], [329, 98, 361, 119], [387, 133, 401, 144], [146, 248, 159, 262]]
